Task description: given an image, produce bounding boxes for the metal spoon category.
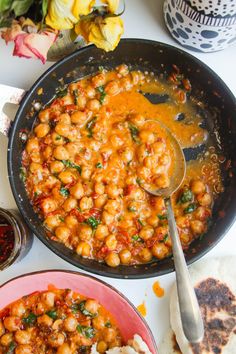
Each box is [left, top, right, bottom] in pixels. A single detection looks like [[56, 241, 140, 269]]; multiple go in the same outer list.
[[140, 120, 204, 343]]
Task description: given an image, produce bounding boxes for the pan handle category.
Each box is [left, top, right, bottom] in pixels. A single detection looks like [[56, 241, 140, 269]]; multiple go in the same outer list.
[[0, 84, 25, 136]]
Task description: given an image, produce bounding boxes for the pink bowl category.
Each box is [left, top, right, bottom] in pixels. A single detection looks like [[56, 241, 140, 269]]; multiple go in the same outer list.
[[0, 270, 157, 353]]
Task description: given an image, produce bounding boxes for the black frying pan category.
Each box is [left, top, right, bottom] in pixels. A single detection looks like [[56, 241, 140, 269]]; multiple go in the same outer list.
[[4, 39, 236, 279]]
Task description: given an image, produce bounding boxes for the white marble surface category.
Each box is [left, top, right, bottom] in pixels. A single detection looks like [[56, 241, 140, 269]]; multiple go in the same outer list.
[[0, 0, 236, 349]]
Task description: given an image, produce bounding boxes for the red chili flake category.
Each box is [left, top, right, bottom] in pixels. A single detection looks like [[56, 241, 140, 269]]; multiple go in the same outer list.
[[64, 104, 77, 113], [96, 246, 109, 259], [70, 209, 86, 223], [146, 236, 159, 248], [124, 184, 136, 196], [88, 208, 101, 219], [0, 225, 14, 264]]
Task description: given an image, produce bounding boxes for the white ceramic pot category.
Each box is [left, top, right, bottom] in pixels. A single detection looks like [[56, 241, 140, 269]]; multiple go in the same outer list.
[[163, 0, 236, 52]]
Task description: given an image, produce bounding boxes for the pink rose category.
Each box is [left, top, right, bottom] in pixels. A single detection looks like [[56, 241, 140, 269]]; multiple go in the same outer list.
[[13, 31, 57, 64]]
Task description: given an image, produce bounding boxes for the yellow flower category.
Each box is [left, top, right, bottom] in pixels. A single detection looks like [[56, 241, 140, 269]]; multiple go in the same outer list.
[[101, 0, 120, 13], [75, 16, 124, 51], [46, 0, 95, 30]]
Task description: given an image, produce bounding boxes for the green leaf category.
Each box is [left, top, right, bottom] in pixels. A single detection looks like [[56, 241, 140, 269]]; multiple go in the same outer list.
[[71, 303, 79, 314], [46, 310, 57, 320], [56, 87, 68, 98], [128, 123, 140, 143], [138, 218, 145, 226], [160, 234, 169, 243], [6, 341, 16, 354], [0, 0, 12, 12], [105, 321, 111, 328], [96, 162, 103, 169], [59, 216, 65, 222], [77, 325, 95, 338], [22, 312, 37, 326], [86, 117, 96, 138], [184, 203, 196, 214], [73, 89, 79, 105], [96, 85, 106, 104], [177, 189, 193, 204], [128, 206, 136, 212], [42, 0, 48, 19], [132, 234, 143, 242], [157, 214, 167, 220], [85, 216, 100, 230], [61, 160, 82, 174], [78, 301, 96, 317], [11, 0, 34, 16], [60, 187, 70, 197]]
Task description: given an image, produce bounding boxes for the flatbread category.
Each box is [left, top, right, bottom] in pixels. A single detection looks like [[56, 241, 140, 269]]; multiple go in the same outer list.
[[170, 256, 236, 354], [159, 328, 180, 354]]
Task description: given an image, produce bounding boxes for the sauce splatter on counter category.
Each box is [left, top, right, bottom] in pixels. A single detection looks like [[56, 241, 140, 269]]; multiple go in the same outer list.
[[137, 301, 147, 317], [152, 281, 165, 298]]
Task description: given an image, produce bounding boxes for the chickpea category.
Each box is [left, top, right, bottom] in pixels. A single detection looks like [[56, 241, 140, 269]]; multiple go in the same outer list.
[[76, 95, 87, 110], [78, 224, 92, 241], [1, 332, 13, 347], [58, 113, 71, 124], [147, 214, 159, 227], [55, 226, 71, 242], [81, 167, 92, 180], [70, 110, 86, 124], [92, 316, 105, 330], [79, 196, 93, 210], [120, 147, 134, 163], [87, 99, 100, 112], [105, 234, 117, 251], [116, 64, 129, 76], [76, 241, 91, 257], [143, 156, 158, 169], [159, 153, 170, 166], [15, 344, 33, 354], [49, 161, 63, 175], [11, 302, 26, 317], [53, 146, 69, 160], [86, 86, 96, 99], [105, 184, 122, 199], [129, 187, 145, 200], [44, 215, 61, 230], [62, 198, 77, 212], [105, 252, 120, 267], [138, 166, 151, 180], [55, 123, 70, 138], [0, 320, 5, 337], [26, 137, 39, 153], [137, 144, 149, 162], [48, 332, 65, 348], [152, 141, 166, 155], [4, 316, 21, 332], [39, 108, 50, 122], [152, 243, 169, 260], [139, 226, 154, 240], [197, 192, 212, 207], [120, 77, 132, 91], [65, 215, 79, 229], [129, 113, 145, 127], [139, 130, 156, 144], [63, 316, 77, 332], [34, 123, 50, 138], [95, 195, 108, 209], [42, 292, 55, 308], [105, 81, 120, 96], [103, 327, 117, 343], [15, 330, 31, 345], [58, 170, 75, 185], [154, 174, 170, 189], [37, 314, 53, 327], [51, 132, 64, 146], [139, 248, 153, 262], [70, 182, 84, 199], [95, 224, 109, 240], [131, 71, 140, 85], [94, 182, 105, 195], [62, 95, 73, 105], [191, 180, 206, 195], [110, 134, 124, 148], [92, 73, 106, 87], [97, 341, 108, 353], [57, 343, 72, 354], [84, 299, 99, 315], [110, 338, 122, 349], [104, 200, 121, 215], [102, 211, 115, 225], [152, 197, 166, 213], [194, 206, 210, 221], [41, 198, 58, 215], [119, 249, 132, 265], [190, 220, 205, 235]]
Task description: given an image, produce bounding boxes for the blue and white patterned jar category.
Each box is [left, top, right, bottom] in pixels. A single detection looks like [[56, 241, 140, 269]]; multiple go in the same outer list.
[[163, 0, 236, 52]]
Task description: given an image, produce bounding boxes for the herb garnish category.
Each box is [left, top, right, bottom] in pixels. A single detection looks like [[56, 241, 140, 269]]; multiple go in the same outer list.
[[6, 342, 16, 354], [19, 167, 26, 183], [78, 300, 96, 317], [85, 216, 100, 230], [177, 189, 193, 204], [86, 118, 96, 138], [73, 89, 79, 105], [96, 162, 103, 169], [60, 187, 70, 197], [77, 325, 95, 338], [46, 310, 57, 320], [105, 321, 111, 328], [158, 214, 167, 220], [138, 219, 145, 226], [97, 85, 106, 104], [128, 123, 140, 143], [160, 234, 169, 243], [56, 87, 68, 98], [184, 203, 196, 214], [22, 313, 37, 326], [128, 206, 136, 212], [132, 235, 143, 242], [61, 160, 82, 174]]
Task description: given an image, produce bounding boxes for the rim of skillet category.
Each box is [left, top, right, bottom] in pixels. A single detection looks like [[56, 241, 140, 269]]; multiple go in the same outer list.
[[7, 38, 236, 279]]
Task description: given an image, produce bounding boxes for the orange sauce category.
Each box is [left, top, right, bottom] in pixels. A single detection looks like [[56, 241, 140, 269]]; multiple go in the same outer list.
[[152, 281, 165, 298], [137, 301, 147, 317]]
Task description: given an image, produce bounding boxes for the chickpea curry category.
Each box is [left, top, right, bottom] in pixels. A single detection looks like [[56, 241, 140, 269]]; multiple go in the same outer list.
[[21, 64, 224, 267], [0, 289, 122, 354]]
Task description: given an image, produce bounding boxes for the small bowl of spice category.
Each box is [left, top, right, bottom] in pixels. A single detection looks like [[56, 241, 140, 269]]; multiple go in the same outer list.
[[0, 207, 33, 270]]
